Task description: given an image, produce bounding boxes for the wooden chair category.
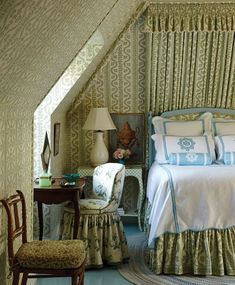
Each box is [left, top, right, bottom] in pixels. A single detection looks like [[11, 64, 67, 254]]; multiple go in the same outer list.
[[1, 190, 86, 285]]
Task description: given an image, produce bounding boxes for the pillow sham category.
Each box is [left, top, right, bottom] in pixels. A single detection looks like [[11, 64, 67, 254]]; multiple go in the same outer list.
[[152, 112, 212, 136], [212, 120, 235, 136], [151, 133, 215, 164], [214, 135, 235, 162], [169, 152, 212, 165]]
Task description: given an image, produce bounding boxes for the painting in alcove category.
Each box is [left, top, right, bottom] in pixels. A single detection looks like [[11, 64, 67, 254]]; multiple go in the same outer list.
[[109, 113, 145, 164]]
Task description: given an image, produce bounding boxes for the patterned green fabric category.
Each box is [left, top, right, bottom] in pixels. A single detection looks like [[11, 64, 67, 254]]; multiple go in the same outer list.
[[145, 28, 235, 115], [62, 210, 129, 268], [16, 240, 85, 269], [148, 227, 235, 276], [61, 163, 129, 267], [143, 3, 235, 32]]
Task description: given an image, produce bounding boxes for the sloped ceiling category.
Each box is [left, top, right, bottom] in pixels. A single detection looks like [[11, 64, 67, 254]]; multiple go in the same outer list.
[[0, 0, 122, 110], [0, 0, 232, 112]]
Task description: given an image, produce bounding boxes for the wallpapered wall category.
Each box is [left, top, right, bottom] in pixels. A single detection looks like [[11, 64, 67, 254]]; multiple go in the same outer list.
[[69, 16, 146, 170], [0, 109, 33, 285]]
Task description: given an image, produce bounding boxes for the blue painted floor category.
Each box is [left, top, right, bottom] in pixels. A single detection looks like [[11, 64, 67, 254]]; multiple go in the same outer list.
[[29, 224, 139, 285]]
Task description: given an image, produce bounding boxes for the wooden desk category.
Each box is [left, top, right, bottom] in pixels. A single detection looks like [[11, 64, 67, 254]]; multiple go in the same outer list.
[[34, 178, 85, 240]]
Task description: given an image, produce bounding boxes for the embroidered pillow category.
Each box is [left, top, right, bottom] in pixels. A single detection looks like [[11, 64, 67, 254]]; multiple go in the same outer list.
[[151, 134, 215, 164], [169, 152, 212, 165], [214, 135, 235, 162], [152, 112, 212, 136], [212, 120, 235, 136], [224, 152, 235, 165]]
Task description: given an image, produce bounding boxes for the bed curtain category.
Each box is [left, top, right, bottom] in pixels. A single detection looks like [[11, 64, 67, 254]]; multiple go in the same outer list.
[[143, 3, 235, 115], [149, 227, 235, 276]]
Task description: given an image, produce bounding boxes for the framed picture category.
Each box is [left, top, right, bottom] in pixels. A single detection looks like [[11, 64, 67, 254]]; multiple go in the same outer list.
[[109, 113, 145, 164], [53, 123, 60, 156]]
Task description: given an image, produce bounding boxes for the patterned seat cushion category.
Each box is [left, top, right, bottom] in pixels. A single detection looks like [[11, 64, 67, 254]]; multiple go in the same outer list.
[[16, 240, 86, 269]]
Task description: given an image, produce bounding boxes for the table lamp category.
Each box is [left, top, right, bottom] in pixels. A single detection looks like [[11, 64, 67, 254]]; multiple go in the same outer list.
[[83, 107, 116, 166]]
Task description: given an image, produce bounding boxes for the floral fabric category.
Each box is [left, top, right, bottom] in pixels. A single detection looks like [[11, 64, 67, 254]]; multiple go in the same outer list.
[[61, 163, 129, 267]]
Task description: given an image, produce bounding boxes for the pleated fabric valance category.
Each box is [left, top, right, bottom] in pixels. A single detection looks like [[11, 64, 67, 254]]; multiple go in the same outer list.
[[143, 3, 235, 32]]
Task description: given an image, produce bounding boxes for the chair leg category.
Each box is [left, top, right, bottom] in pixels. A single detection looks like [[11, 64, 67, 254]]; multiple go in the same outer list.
[[21, 273, 28, 285], [72, 275, 78, 285], [78, 271, 84, 285], [78, 265, 85, 285], [12, 270, 20, 285]]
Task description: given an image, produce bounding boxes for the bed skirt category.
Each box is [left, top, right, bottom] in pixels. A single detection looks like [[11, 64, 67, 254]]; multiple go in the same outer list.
[[148, 227, 235, 276]]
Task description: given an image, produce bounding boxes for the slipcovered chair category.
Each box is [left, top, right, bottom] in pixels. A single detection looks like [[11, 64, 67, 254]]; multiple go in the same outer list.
[[62, 163, 129, 268], [1, 190, 86, 285]]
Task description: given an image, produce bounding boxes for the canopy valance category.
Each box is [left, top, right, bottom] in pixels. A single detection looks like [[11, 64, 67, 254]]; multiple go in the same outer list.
[[143, 3, 235, 32]]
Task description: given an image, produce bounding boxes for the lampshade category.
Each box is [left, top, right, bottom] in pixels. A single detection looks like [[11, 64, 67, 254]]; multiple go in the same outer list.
[[83, 107, 116, 167], [83, 107, 116, 131]]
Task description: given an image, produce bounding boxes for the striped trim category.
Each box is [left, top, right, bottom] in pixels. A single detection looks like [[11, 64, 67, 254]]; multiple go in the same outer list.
[[161, 165, 180, 233]]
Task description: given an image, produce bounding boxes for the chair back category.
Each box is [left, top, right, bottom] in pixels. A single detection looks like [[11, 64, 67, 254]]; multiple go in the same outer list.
[[92, 163, 124, 199], [92, 163, 125, 211], [0, 190, 27, 267]]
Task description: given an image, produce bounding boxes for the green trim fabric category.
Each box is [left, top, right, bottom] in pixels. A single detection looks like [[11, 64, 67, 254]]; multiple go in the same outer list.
[[149, 227, 235, 276], [143, 3, 235, 32]]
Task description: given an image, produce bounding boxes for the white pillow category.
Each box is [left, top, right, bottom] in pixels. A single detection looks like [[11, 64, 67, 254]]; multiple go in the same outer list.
[[212, 120, 235, 136], [152, 112, 212, 136], [169, 152, 212, 166], [214, 135, 235, 162], [151, 133, 215, 164]]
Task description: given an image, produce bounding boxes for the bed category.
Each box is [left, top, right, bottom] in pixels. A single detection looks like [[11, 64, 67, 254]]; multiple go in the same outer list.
[[145, 108, 235, 276]]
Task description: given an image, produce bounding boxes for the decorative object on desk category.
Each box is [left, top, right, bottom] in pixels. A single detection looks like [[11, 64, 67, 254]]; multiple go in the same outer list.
[[83, 107, 116, 167], [110, 113, 145, 164], [39, 172, 52, 187], [113, 148, 131, 165], [53, 123, 60, 156], [40, 132, 52, 187], [41, 132, 51, 173], [62, 173, 80, 187]]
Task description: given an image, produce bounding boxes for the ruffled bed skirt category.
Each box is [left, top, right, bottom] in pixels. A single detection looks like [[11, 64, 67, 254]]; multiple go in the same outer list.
[[148, 227, 235, 276], [61, 208, 129, 268]]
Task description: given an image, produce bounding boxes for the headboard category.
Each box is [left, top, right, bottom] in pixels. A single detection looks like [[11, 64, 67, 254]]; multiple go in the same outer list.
[[148, 107, 235, 168]]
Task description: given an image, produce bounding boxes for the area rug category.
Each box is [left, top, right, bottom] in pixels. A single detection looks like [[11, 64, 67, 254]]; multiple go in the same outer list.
[[118, 233, 235, 285]]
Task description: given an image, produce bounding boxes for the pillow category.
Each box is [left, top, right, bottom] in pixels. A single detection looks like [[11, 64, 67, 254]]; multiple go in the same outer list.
[[151, 133, 215, 164], [224, 152, 235, 165], [212, 120, 235, 136], [152, 112, 212, 136], [169, 152, 212, 165], [214, 135, 235, 162]]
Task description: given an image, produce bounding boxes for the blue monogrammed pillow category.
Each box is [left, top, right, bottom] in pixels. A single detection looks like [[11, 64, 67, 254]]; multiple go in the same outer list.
[[169, 152, 212, 166]]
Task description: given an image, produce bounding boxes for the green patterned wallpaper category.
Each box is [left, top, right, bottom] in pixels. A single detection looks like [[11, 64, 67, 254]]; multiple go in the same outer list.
[[69, 16, 146, 170]]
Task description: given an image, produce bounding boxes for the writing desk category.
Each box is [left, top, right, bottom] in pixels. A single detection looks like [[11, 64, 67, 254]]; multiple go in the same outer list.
[[34, 178, 85, 240]]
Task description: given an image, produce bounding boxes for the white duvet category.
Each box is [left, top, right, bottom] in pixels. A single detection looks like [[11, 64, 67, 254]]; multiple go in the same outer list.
[[147, 162, 235, 247]]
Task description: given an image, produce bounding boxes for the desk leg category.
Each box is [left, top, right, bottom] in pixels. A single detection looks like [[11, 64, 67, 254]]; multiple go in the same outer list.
[[37, 202, 43, 240], [73, 201, 80, 239]]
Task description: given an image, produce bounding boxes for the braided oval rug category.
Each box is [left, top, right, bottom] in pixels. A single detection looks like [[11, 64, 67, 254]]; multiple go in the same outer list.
[[118, 233, 235, 285]]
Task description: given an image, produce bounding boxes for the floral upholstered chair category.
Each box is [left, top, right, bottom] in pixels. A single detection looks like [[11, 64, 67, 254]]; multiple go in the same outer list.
[[62, 163, 129, 267]]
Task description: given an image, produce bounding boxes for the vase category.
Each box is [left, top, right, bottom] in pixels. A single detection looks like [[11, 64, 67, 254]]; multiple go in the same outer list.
[[118, 159, 125, 165]]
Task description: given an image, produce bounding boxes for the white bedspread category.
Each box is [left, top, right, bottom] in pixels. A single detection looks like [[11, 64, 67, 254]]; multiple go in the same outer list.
[[147, 162, 235, 247]]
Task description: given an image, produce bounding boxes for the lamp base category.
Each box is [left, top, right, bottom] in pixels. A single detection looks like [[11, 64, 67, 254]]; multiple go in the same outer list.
[[90, 131, 109, 167]]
